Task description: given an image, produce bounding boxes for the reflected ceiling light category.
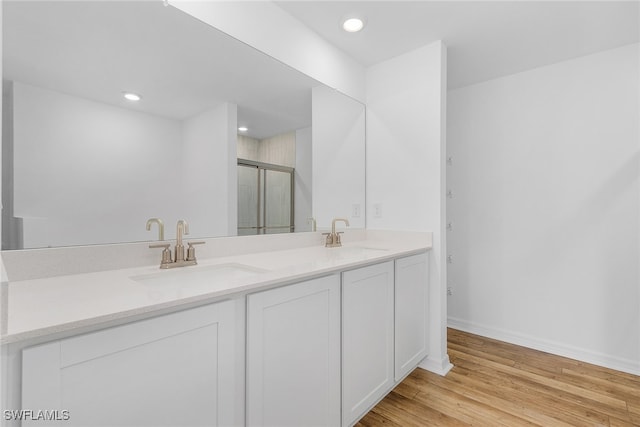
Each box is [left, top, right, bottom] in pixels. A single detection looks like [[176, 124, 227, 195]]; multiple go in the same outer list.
[[123, 92, 141, 101], [238, 126, 249, 132], [343, 17, 364, 33]]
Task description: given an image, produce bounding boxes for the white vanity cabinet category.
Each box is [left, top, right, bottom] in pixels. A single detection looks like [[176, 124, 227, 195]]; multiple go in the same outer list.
[[342, 261, 395, 427], [246, 274, 341, 427], [394, 252, 429, 380], [21, 299, 245, 427], [342, 253, 430, 426], [9, 246, 432, 427]]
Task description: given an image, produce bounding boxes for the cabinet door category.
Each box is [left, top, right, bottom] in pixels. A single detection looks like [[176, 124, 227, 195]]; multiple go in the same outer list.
[[246, 275, 341, 427], [342, 261, 394, 427], [395, 253, 429, 380], [22, 299, 244, 427]]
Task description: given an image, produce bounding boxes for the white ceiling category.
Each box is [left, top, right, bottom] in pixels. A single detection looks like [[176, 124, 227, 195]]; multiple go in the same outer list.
[[275, 1, 640, 89], [4, 0, 638, 137], [3, 1, 316, 140]]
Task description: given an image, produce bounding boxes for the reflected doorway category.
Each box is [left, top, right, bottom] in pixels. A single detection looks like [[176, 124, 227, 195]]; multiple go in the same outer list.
[[237, 159, 294, 235]]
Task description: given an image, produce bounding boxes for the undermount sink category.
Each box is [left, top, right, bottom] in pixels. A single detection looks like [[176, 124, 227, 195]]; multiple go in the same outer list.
[[130, 263, 267, 287]]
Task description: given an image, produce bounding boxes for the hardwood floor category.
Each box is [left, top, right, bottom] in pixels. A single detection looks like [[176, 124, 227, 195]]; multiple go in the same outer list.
[[357, 328, 640, 426]]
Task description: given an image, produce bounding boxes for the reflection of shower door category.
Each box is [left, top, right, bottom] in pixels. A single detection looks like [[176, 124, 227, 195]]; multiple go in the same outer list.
[[237, 159, 294, 235]]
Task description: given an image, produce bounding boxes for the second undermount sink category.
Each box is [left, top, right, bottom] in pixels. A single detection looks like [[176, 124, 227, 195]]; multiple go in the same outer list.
[[130, 263, 267, 287]]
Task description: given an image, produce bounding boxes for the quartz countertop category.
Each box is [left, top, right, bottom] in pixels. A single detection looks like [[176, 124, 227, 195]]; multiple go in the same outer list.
[[1, 232, 431, 344]]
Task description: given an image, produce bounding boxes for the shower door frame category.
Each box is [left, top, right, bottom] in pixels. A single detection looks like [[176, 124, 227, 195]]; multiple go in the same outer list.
[[237, 159, 295, 235]]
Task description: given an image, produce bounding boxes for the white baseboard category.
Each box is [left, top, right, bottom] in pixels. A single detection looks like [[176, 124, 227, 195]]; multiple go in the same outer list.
[[447, 317, 640, 377], [418, 354, 454, 376]]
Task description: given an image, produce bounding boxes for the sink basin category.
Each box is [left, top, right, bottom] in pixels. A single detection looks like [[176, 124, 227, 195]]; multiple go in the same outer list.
[[130, 263, 267, 287]]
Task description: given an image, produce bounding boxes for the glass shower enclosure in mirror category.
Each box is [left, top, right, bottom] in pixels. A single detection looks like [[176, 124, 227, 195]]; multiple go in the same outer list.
[[238, 160, 294, 236], [1, 0, 365, 249]]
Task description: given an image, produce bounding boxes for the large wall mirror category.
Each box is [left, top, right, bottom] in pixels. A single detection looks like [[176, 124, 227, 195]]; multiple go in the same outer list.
[[2, 0, 365, 250]]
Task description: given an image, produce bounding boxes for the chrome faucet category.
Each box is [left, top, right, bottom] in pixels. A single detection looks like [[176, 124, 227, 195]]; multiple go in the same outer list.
[[324, 217, 350, 247], [149, 219, 205, 269], [175, 220, 189, 262], [146, 218, 164, 241]]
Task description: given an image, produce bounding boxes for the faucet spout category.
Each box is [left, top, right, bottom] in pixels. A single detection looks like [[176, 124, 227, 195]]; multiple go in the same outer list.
[[325, 217, 350, 247], [146, 218, 164, 241], [175, 220, 189, 262], [176, 220, 189, 246], [331, 218, 350, 235]]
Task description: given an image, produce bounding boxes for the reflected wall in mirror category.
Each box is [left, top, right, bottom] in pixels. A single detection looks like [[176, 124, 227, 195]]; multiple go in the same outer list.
[[1, 0, 365, 250], [312, 86, 366, 230]]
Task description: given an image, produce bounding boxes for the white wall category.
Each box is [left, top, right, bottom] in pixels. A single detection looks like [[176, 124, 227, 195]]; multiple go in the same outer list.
[[447, 43, 640, 375], [8, 83, 239, 247], [366, 41, 450, 375], [0, 1, 3, 252], [182, 103, 237, 238], [312, 86, 366, 230], [2, 83, 18, 250], [11, 82, 183, 247], [168, 0, 365, 103], [295, 126, 312, 232]]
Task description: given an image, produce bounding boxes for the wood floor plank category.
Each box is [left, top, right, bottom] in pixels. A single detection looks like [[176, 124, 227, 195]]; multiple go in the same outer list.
[[358, 328, 640, 426], [443, 365, 611, 426], [390, 380, 421, 400], [438, 360, 610, 426], [364, 391, 465, 427], [610, 417, 638, 427], [355, 409, 404, 427], [448, 348, 633, 423], [447, 340, 518, 368], [448, 347, 629, 411], [562, 368, 640, 404], [628, 402, 640, 424], [411, 382, 538, 426]]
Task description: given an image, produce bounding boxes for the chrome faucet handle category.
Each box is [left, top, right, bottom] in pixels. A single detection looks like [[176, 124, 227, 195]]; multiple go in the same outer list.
[[149, 243, 173, 266], [186, 241, 205, 262]]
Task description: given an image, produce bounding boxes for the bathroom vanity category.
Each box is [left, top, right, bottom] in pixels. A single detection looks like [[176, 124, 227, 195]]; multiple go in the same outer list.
[[1, 231, 431, 427]]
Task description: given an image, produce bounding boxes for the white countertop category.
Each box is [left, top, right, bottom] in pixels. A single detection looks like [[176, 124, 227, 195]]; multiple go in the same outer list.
[[2, 232, 430, 345]]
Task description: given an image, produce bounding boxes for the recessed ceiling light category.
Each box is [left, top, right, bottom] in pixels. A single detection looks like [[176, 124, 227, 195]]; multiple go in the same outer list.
[[123, 92, 141, 101], [238, 126, 248, 132], [343, 17, 364, 33]]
